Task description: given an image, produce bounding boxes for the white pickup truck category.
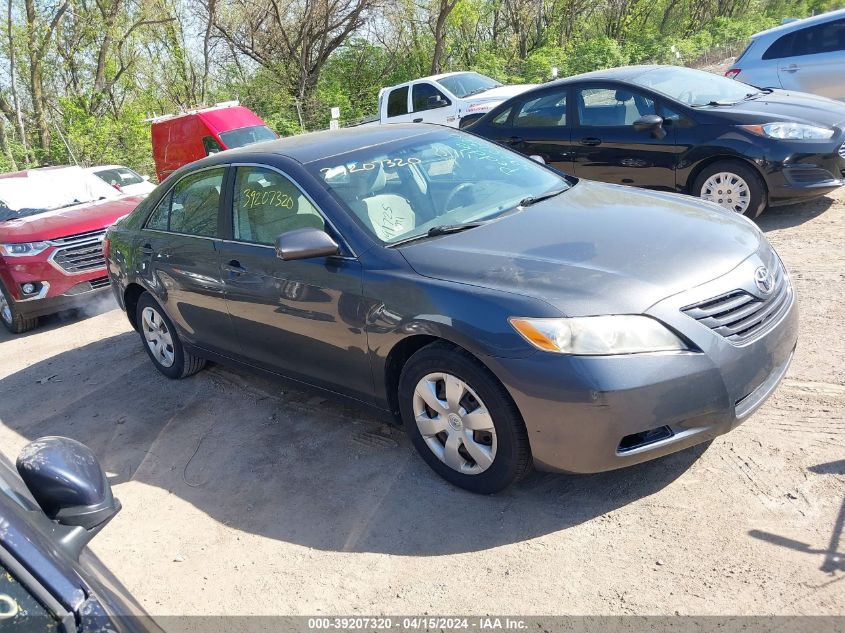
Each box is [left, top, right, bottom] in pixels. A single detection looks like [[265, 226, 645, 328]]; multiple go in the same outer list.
[[366, 72, 536, 129]]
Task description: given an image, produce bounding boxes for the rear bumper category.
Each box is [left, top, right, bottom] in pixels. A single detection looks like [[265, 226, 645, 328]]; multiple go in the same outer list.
[[485, 247, 799, 474]]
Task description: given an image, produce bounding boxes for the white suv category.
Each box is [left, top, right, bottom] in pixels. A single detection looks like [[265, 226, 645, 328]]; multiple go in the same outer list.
[[726, 9, 845, 102]]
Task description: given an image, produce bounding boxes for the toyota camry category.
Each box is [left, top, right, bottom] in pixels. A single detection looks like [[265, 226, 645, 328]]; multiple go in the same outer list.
[[105, 124, 798, 493]]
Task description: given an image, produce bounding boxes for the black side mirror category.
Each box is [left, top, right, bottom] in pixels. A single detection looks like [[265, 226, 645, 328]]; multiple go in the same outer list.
[[275, 228, 340, 261], [633, 114, 667, 139], [17, 437, 121, 558], [428, 95, 448, 109]]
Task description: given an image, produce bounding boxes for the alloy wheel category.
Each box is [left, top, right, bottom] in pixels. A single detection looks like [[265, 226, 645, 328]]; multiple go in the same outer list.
[[412, 372, 497, 475], [700, 172, 750, 214], [141, 306, 175, 368], [0, 290, 11, 325]]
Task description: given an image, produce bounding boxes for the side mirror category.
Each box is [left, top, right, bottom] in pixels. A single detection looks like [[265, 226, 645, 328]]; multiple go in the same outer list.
[[17, 437, 121, 558], [142, 175, 151, 181], [529, 155, 546, 165], [633, 114, 667, 139], [275, 228, 339, 261], [428, 95, 448, 109]]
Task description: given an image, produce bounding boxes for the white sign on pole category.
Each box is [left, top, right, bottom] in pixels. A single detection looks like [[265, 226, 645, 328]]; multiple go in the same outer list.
[[330, 107, 340, 120], [329, 119, 340, 130]]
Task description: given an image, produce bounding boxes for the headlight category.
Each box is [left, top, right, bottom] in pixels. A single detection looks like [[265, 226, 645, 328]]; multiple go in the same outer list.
[[0, 242, 51, 257], [741, 122, 835, 140], [509, 315, 689, 355]]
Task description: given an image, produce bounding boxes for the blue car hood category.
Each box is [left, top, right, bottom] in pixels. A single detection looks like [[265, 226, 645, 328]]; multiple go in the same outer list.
[[398, 180, 763, 316]]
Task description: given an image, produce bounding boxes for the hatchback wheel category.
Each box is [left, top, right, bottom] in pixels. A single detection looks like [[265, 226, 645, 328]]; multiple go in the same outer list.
[[398, 343, 531, 494], [693, 160, 766, 218], [136, 292, 206, 379], [0, 281, 38, 334]]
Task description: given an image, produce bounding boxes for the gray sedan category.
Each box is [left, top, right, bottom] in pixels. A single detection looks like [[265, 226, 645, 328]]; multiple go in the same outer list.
[[105, 124, 798, 493]]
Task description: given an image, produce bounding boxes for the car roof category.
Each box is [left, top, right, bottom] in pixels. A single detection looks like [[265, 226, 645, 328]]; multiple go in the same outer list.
[[216, 123, 441, 165], [752, 8, 845, 38], [546, 65, 664, 85]]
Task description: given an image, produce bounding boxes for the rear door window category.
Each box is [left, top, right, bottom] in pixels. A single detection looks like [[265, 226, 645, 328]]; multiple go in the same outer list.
[[764, 18, 845, 58], [387, 87, 410, 118], [513, 90, 567, 127], [144, 168, 224, 237]]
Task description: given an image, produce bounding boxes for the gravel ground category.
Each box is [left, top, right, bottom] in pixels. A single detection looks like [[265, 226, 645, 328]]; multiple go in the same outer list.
[[0, 190, 843, 616]]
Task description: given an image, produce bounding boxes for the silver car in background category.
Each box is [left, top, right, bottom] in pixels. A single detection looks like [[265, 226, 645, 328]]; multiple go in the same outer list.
[[726, 9, 845, 101]]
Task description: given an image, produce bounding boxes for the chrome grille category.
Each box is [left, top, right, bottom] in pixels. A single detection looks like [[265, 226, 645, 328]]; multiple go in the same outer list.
[[839, 142, 845, 159], [681, 260, 791, 344], [49, 229, 106, 274]]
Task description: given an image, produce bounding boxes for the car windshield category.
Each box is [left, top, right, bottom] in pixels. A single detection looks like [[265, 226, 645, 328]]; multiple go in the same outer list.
[[308, 130, 570, 245], [219, 125, 278, 148], [436, 72, 503, 98], [629, 66, 760, 106], [0, 167, 120, 222], [94, 167, 144, 187]]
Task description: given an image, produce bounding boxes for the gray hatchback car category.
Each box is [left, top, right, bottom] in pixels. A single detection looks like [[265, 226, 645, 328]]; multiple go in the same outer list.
[[727, 9, 845, 101], [105, 125, 798, 493]]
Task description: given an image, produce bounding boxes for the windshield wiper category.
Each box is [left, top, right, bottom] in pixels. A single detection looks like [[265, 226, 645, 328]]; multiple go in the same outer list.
[[464, 86, 494, 97], [388, 222, 484, 247], [519, 188, 568, 207], [428, 222, 484, 236], [691, 100, 737, 107]]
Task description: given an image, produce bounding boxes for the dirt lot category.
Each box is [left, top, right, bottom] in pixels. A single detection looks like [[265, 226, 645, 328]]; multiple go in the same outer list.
[[0, 190, 843, 616]]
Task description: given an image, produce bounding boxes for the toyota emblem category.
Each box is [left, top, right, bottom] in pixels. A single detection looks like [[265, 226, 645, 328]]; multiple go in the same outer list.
[[754, 266, 774, 295]]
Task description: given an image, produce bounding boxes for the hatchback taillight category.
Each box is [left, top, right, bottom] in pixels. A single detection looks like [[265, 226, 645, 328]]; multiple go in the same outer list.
[[725, 68, 741, 79]]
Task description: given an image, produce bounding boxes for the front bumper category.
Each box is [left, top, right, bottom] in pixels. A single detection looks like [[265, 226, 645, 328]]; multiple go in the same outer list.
[[486, 248, 799, 473], [763, 140, 845, 206], [13, 279, 112, 319]]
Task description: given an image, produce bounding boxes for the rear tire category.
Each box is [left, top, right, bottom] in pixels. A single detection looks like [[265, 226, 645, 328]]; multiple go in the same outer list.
[[398, 343, 531, 494], [136, 292, 206, 379], [693, 160, 767, 218], [0, 281, 38, 334]]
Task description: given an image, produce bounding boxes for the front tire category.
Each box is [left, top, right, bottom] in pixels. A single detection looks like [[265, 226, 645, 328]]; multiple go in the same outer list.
[[693, 160, 767, 218], [0, 281, 38, 334], [136, 292, 206, 379], [398, 343, 531, 494]]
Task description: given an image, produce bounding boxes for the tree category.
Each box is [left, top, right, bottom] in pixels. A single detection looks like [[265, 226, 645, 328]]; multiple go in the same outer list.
[[210, 0, 377, 128], [23, 0, 70, 157]]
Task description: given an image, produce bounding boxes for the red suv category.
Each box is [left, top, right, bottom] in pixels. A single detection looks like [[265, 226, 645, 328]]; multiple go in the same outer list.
[[0, 166, 144, 333]]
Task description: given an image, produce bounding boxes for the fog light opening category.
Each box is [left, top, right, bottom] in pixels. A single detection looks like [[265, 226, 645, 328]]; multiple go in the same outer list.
[[618, 426, 674, 453], [20, 282, 40, 296]]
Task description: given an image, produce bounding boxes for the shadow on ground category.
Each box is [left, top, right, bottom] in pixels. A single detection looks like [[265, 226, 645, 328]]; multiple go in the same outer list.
[[0, 331, 707, 556], [757, 196, 833, 232], [749, 458, 845, 575]]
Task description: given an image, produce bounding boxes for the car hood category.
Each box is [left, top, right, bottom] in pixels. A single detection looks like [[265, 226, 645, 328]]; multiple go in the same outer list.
[[399, 181, 763, 316], [0, 195, 144, 242], [710, 89, 845, 127]]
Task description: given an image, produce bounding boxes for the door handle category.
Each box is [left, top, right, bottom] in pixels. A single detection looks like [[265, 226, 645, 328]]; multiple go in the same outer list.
[[222, 259, 247, 274], [413, 117, 423, 123], [580, 137, 602, 146], [140, 243, 153, 255], [781, 64, 799, 72]]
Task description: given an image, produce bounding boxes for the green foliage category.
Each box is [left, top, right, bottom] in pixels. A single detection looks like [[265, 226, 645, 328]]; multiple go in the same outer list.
[[1, 0, 834, 175]]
